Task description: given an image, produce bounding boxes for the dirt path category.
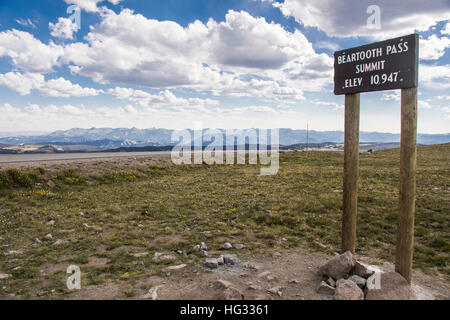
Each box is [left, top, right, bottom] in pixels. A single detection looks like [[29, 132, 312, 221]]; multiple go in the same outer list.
[[67, 247, 449, 300]]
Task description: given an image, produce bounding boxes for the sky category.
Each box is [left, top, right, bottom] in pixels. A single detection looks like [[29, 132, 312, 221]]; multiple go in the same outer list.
[[0, 0, 449, 134]]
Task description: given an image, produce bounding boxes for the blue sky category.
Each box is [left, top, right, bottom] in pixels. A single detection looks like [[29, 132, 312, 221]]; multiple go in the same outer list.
[[0, 0, 449, 134]]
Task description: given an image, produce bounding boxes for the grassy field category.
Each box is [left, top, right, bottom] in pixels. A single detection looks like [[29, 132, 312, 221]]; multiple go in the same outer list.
[[0, 144, 448, 298]]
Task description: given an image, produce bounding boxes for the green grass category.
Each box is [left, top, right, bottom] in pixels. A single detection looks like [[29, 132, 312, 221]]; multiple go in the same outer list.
[[0, 144, 448, 298]]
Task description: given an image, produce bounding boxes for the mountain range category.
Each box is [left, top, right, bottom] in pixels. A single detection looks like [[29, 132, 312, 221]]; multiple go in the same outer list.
[[0, 128, 448, 153]]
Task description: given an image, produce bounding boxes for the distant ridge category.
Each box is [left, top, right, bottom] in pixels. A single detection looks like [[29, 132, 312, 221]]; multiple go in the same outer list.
[[0, 127, 448, 149]]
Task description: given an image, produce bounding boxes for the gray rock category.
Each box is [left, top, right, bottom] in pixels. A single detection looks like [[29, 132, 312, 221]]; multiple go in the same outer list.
[[354, 261, 374, 279], [348, 275, 366, 289], [0, 273, 12, 280], [193, 245, 200, 250], [248, 284, 262, 290], [319, 251, 355, 280], [223, 254, 239, 265], [200, 242, 208, 251], [267, 286, 283, 296], [222, 242, 232, 249], [53, 239, 68, 246], [233, 244, 245, 250], [317, 281, 336, 295], [152, 252, 177, 263], [217, 255, 224, 265], [205, 258, 219, 269], [365, 272, 411, 300], [334, 279, 364, 300], [214, 279, 233, 289], [200, 250, 209, 257], [46, 220, 55, 226]]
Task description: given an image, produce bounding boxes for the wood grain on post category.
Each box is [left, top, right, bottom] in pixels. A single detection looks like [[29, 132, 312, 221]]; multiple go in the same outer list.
[[342, 93, 360, 253], [395, 88, 418, 283]]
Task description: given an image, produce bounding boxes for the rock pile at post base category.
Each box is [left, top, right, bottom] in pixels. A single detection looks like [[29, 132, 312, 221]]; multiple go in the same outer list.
[[316, 251, 412, 300]]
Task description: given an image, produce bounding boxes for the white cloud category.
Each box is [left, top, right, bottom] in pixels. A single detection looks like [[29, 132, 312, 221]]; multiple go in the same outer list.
[[49, 18, 79, 39], [61, 9, 332, 97], [381, 91, 401, 101], [420, 35, 450, 60], [64, 0, 123, 13], [0, 72, 101, 97], [15, 18, 36, 28], [310, 99, 343, 110], [107, 86, 219, 108], [271, 0, 450, 39], [419, 64, 450, 89], [0, 29, 64, 73]]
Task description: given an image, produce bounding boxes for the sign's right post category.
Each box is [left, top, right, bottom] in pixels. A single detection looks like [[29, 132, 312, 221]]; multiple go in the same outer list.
[[396, 87, 418, 283]]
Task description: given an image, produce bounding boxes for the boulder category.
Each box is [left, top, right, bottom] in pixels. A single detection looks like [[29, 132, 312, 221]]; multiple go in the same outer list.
[[223, 254, 239, 265], [365, 272, 411, 300], [233, 244, 245, 250], [317, 281, 335, 295], [222, 242, 232, 250], [354, 261, 375, 279], [334, 279, 364, 300], [348, 275, 366, 289], [205, 258, 219, 269], [319, 251, 355, 280]]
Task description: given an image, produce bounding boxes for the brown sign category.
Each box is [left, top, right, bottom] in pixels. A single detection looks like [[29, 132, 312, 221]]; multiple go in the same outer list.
[[334, 34, 419, 95]]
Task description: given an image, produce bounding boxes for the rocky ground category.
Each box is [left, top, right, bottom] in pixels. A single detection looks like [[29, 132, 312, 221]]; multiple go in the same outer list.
[[63, 246, 449, 300]]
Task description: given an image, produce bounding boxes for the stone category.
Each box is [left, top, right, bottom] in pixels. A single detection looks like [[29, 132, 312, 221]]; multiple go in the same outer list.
[[222, 242, 232, 250], [0, 274, 11, 280], [326, 277, 336, 288], [205, 258, 219, 269], [317, 281, 336, 295], [34, 238, 42, 244], [45, 234, 53, 240], [200, 242, 208, 251], [233, 244, 245, 250], [193, 245, 200, 250], [348, 275, 366, 289], [354, 261, 374, 279], [200, 250, 209, 257], [221, 287, 244, 300], [142, 285, 164, 300], [313, 240, 327, 249], [257, 271, 271, 278], [217, 255, 224, 265], [152, 252, 177, 263], [46, 220, 55, 226], [214, 279, 233, 289], [248, 284, 262, 290], [267, 286, 283, 296], [334, 279, 364, 300], [319, 251, 355, 280], [289, 279, 300, 284], [46, 180, 56, 188], [223, 254, 239, 265], [365, 272, 411, 300], [273, 252, 281, 257], [163, 264, 186, 272], [54, 239, 68, 246]]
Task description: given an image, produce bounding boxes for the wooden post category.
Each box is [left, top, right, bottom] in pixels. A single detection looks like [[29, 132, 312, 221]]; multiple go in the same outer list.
[[395, 88, 418, 283], [342, 93, 360, 253]]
